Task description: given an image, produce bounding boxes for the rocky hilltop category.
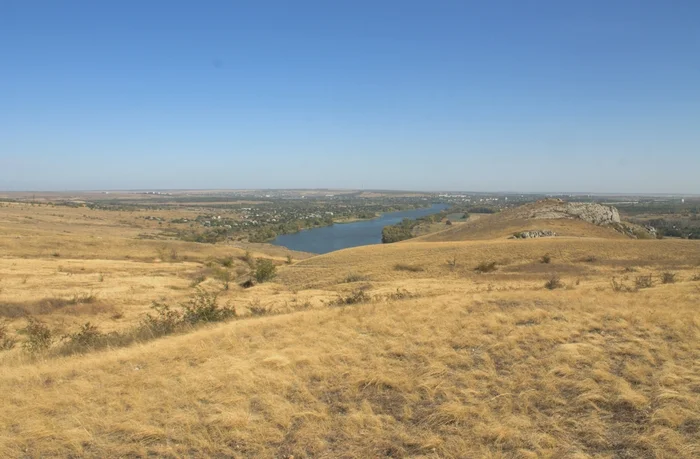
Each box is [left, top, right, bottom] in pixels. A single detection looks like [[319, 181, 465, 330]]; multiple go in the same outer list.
[[518, 200, 621, 226], [418, 199, 629, 241]]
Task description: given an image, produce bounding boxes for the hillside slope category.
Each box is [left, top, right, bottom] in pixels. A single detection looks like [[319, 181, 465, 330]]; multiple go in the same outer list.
[[1, 237, 699, 457], [418, 200, 628, 242]]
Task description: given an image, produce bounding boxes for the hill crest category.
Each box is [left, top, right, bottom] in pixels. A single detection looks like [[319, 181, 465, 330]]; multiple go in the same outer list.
[[418, 200, 625, 241]]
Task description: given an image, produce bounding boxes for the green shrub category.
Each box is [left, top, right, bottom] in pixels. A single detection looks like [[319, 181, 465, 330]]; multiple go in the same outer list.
[[60, 322, 105, 353], [540, 253, 552, 264], [254, 259, 277, 283], [181, 289, 236, 324], [142, 303, 183, 336], [382, 218, 416, 243]]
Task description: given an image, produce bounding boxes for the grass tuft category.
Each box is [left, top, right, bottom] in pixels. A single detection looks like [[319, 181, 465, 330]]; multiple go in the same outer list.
[[635, 274, 653, 289], [393, 263, 424, 272], [330, 289, 372, 306], [544, 274, 564, 290], [660, 272, 676, 284], [474, 261, 498, 273], [342, 273, 369, 283]]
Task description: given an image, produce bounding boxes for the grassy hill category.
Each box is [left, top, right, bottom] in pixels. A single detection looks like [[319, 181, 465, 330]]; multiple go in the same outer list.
[[1, 202, 699, 457], [418, 200, 630, 242]]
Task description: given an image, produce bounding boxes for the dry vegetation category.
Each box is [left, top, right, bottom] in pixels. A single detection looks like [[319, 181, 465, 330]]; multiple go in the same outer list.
[[1, 200, 699, 457]]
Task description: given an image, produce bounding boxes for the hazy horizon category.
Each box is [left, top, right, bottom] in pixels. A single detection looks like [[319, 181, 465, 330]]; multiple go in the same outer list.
[[2, 187, 698, 197], [3, 1, 699, 193]]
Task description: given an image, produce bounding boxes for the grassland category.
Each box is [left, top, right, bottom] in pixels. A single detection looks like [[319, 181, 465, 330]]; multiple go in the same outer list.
[[1, 200, 699, 457]]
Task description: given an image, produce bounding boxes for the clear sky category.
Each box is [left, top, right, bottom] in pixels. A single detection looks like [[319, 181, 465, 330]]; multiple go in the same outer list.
[[2, 1, 699, 193]]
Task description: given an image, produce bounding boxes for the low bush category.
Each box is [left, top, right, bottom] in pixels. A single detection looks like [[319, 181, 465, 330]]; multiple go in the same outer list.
[[181, 289, 236, 324], [635, 274, 654, 289], [383, 289, 418, 301], [540, 253, 552, 264], [0, 320, 16, 351], [474, 261, 497, 273], [544, 275, 564, 290], [343, 273, 369, 283], [142, 302, 182, 336], [661, 272, 676, 284], [611, 277, 635, 292], [67, 292, 97, 305], [330, 289, 371, 306], [220, 256, 234, 268], [393, 263, 424, 272], [248, 300, 269, 316], [21, 318, 53, 353], [60, 322, 105, 353]]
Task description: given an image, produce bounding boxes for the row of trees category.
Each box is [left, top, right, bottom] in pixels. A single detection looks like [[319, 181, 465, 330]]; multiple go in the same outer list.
[[382, 208, 467, 243]]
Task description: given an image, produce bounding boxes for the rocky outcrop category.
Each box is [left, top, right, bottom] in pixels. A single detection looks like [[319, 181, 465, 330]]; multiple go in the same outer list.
[[524, 200, 621, 226]]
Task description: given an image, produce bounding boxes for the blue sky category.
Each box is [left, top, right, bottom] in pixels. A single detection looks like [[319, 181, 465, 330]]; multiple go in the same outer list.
[[2, 0, 699, 193]]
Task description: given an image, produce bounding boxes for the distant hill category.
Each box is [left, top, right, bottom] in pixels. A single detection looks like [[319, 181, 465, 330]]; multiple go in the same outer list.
[[417, 199, 630, 241]]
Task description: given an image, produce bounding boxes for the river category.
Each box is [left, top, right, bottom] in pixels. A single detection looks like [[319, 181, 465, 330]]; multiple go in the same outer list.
[[271, 203, 449, 254]]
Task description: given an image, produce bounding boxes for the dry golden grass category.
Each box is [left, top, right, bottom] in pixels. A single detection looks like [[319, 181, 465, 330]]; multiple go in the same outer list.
[[1, 284, 699, 457], [1, 202, 699, 457]]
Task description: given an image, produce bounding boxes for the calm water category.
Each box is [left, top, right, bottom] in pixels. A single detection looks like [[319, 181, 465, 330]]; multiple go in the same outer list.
[[271, 203, 448, 254]]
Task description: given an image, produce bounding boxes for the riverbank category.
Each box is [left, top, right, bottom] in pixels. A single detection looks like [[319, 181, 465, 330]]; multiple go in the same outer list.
[[271, 204, 449, 254]]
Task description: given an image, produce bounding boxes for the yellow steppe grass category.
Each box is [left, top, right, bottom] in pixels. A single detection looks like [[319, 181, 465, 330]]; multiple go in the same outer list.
[[1, 202, 699, 457], [278, 238, 700, 289], [1, 283, 698, 457]]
